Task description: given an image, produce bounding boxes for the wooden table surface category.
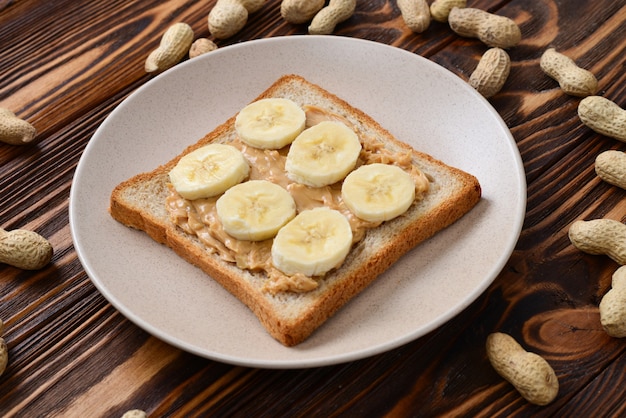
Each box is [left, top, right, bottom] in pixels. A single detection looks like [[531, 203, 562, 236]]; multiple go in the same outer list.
[[2, 0, 626, 416]]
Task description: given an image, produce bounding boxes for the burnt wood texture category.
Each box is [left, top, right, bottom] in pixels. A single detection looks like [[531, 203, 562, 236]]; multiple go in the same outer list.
[[1, 0, 626, 416]]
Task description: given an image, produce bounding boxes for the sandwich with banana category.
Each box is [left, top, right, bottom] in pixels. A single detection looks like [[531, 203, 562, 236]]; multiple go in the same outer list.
[[109, 74, 481, 346]]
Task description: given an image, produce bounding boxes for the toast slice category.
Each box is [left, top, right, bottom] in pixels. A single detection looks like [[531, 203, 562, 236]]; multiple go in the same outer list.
[[109, 74, 481, 346]]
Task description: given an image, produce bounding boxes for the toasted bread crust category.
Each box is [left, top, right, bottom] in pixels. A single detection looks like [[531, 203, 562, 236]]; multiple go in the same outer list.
[[109, 75, 481, 346]]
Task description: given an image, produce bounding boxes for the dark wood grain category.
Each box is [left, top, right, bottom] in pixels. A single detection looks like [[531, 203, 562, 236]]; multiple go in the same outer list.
[[2, 0, 626, 416]]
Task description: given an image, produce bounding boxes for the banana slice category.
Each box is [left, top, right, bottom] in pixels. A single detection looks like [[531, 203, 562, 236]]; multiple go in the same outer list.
[[169, 143, 249, 200], [235, 98, 306, 149], [341, 163, 416, 222], [285, 121, 362, 187], [271, 207, 353, 277], [216, 180, 296, 241]]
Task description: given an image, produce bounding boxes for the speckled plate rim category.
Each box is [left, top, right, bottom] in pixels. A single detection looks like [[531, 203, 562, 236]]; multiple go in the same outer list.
[[70, 35, 526, 369]]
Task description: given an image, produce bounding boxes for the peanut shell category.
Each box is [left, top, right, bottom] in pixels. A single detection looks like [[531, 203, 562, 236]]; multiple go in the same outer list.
[[469, 47, 511, 98], [486, 332, 558, 405]]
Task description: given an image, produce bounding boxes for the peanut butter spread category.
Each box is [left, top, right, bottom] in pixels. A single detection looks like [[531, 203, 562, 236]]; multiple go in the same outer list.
[[166, 105, 430, 294]]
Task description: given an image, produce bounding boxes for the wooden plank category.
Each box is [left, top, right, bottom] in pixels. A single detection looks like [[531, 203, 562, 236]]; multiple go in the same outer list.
[[1, 0, 626, 416]]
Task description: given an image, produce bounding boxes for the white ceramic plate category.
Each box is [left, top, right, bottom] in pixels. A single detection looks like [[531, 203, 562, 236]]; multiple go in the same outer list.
[[70, 36, 525, 369]]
